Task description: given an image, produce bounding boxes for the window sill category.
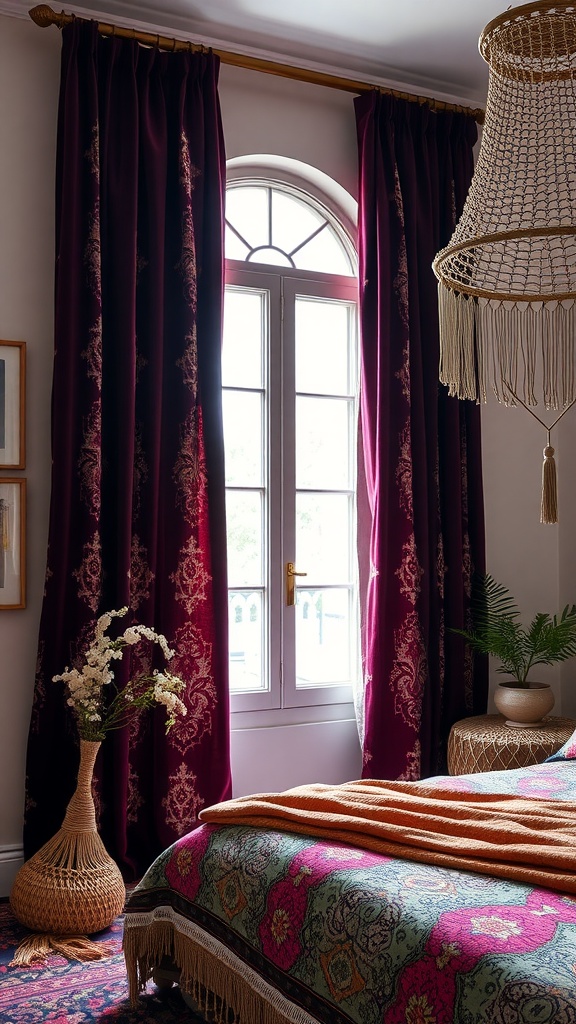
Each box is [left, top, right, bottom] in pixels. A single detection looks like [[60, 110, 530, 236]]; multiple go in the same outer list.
[[230, 700, 358, 732]]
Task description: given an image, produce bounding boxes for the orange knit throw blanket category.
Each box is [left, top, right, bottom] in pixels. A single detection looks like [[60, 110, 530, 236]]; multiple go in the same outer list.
[[199, 779, 576, 894]]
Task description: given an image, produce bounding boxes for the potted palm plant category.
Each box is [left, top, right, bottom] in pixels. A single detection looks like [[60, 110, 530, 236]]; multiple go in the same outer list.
[[453, 575, 576, 727]]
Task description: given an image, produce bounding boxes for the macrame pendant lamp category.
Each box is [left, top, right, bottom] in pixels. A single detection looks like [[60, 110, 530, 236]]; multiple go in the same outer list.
[[433, 0, 576, 523]]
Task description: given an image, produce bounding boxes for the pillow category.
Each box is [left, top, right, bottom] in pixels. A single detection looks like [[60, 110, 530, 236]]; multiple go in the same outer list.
[[545, 726, 576, 762]]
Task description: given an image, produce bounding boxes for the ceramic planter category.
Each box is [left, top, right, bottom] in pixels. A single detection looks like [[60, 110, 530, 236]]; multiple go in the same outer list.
[[493, 681, 555, 728]]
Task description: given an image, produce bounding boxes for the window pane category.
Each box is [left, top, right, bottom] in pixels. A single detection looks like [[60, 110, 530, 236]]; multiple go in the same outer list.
[[226, 490, 263, 587], [229, 590, 265, 693], [223, 288, 264, 389], [292, 224, 353, 276], [296, 396, 351, 490], [272, 190, 325, 257], [225, 224, 250, 261], [225, 186, 269, 251], [296, 298, 352, 395], [296, 493, 351, 584], [295, 588, 352, 686], [223, 391, 263, 488]]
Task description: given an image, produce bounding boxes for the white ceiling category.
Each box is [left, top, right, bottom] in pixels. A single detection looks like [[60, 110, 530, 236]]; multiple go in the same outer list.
[[6, 0, 512, 104]]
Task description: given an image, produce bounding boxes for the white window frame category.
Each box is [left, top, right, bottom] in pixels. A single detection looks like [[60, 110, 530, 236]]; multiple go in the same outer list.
[[224, 174, 359, 723]]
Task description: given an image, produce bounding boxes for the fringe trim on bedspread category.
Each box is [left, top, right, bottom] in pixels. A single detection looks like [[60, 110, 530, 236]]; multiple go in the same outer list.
[[123, 911, 319, 1024]]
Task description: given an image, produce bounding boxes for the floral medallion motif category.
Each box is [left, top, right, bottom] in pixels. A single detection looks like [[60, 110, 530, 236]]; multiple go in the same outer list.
[[396, 420, 414, 521], [217, 870, 248, 920], [320, 940, 366, 1002], [72, 530, 103, 611], [390, 610, 427, 729], [161, 761, 203, 836], [436, 534, 446, 600], [177, 134, 200, 312], [129, 535, 155, 611], [395, 533, 423, 604], [84, 203, 102, 299], [167, 623, 216, 755], [177, 326, 199, 397], [396, 347, 411, 403], [404, 992, 437, 1024], [80, 315, 103, 385], [397, 739, 422, 781], [84, 122, 100, 179], [131, 427, 148, 519], [169, 534, 211, 615], [173, 408, 207, 526], [78, 401, 102, 516]]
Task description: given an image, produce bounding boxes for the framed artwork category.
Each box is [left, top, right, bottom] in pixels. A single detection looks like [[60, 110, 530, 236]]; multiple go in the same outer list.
[[0, 340, 26, 469], [0, 478, 26, 609]]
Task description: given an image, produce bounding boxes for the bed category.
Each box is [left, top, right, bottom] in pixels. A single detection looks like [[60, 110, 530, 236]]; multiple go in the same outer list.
[[123, 729, 576, 1024]]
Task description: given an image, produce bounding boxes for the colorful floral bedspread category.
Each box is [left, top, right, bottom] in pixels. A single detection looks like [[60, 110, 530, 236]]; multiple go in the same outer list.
[[125, 762, 576, 1024]]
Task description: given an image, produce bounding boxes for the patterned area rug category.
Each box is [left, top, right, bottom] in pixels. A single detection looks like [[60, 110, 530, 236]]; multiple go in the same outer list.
[[0, 897, 202, 1023]]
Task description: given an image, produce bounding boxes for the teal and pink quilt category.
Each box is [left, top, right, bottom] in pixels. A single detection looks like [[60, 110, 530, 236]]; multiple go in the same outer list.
[[124, 761, 576, 1024]]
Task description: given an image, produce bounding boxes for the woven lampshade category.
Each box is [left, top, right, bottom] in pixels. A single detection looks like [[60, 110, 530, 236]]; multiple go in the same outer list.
[[433, 0, 576, 523], [433, 0, 576, 412]]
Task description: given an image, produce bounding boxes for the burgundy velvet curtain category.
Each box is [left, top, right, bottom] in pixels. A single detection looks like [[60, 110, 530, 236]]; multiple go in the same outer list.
[[24, 20, 231, 877], [355, 92, 487, 781]]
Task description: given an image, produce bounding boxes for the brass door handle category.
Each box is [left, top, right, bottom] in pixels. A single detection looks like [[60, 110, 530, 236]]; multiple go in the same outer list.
[[286, 562, 307, 606]]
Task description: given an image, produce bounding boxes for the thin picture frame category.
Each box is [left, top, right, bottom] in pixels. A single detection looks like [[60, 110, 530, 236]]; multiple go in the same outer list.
[[0, 478, 26, 609], [0, 340, 26, 469]]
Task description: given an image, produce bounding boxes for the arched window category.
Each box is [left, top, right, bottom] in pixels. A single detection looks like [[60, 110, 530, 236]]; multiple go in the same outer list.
[[222, 166, 359, 714], [225, 181, 355, 275]]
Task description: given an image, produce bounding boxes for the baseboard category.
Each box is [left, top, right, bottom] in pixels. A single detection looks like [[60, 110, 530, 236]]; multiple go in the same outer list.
[[0, 845, 23, 897]]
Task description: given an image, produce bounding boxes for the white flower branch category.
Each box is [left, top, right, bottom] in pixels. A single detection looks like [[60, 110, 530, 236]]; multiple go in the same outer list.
[[53, 607, 187, 741]]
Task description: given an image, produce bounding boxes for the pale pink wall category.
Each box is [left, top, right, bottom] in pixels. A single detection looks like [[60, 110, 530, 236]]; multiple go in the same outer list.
[[0, 14, 60, 894], [481, 396, 566, 713]]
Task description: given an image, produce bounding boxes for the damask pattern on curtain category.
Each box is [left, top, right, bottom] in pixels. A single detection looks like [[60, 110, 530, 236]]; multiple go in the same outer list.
[[24, 20, 231, 877], [355, 91, 487, 782]]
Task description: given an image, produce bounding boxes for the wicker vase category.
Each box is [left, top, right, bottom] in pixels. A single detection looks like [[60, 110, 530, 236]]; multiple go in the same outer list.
[[9, 739, 125, 961]]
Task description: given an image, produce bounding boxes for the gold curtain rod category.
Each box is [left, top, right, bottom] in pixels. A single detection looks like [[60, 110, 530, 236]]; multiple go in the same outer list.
[[29, 4, 485, 124]]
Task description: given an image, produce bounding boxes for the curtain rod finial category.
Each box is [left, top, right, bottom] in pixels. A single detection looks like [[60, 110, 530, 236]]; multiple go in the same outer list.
[[29, 5, 58, 27]]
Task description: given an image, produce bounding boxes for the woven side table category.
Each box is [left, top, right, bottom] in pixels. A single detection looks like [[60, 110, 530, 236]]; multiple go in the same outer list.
[[447, 714, 575, 775]]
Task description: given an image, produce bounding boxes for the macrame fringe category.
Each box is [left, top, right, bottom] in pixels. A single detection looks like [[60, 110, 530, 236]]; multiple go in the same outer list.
[[541, 444, 558, 524], [438, 285, 576, 410], [9, 932, 116, 967], [124, 920, 314, 1024]]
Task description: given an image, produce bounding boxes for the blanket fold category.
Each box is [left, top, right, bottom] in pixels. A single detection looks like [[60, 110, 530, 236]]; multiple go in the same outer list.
[[199, 779, 576, 894]]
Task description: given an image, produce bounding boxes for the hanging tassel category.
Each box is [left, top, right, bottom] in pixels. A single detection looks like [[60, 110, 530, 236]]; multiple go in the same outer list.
[[501, 381, 576, 525], [541, 439, 558, 525]]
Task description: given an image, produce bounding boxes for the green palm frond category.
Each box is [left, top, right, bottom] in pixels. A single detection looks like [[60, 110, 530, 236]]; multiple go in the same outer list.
[[451, 575, 576, 686]]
